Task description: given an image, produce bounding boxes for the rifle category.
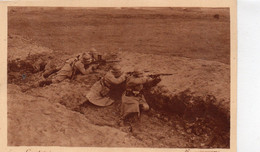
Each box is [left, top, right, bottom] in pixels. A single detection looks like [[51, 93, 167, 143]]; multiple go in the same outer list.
[[147, 73, 173, 79], [126, 71, 173, 78], [92, 59, 120, 65]]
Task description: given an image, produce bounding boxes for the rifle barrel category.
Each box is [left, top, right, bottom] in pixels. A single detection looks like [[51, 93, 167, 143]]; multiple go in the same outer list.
[[105, 60, 120, 63], [148, 73, 173, 77]]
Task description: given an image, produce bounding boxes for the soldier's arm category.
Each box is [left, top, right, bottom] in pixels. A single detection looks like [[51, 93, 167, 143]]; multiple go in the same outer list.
[[129, 76, 153, 84], [106, 72, 126, 85], [74, 61, 93, 75], [145, 76, 154, 83]]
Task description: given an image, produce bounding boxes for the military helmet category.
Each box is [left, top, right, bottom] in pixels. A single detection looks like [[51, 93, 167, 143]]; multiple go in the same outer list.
[[81, 52, 91, 60], [111, 64, 122, 77], [81, 53, 92, 64], [111, 64, 121, 73], [89, 48, 100, 61], [89, 48, 97, 54], [132, 68, 143, 77]]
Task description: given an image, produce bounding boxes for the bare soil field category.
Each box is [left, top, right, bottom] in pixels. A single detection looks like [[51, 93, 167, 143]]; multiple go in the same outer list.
[[8, 7, 230, 64], [7, 7, 230, 148]]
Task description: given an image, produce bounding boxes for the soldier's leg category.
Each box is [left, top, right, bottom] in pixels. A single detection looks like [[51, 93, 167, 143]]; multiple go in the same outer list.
[[43, 60, 62, 78], [38, 75, 67, 87], [43, 68, 60, 78]]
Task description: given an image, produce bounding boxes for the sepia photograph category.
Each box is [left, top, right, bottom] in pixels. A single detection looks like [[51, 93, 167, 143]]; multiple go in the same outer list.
[[4, 4, 234, 150]]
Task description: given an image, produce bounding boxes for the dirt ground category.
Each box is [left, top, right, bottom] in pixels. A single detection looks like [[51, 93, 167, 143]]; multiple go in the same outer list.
[[7, 7, 230, 148]]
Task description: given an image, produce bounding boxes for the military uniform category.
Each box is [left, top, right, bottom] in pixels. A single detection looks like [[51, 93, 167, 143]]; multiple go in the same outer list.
[[86, 70, 126, 106], [39, 53, 95, 86], [121, 75, 154, 118]]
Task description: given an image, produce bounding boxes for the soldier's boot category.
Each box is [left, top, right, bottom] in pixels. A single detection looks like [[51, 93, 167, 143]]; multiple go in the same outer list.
[[118, 116, 133, 132], [123, 113, 140, 125], [39, 80, 53, 87], [117, 115, 130, 127], [117, 117, 125, 127]]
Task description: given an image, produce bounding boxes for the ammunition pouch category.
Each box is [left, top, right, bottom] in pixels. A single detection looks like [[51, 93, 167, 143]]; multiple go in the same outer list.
[[125, 89, 141, 97]]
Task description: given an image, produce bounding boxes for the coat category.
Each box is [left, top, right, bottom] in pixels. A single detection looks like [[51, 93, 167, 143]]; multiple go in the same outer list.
[[121, 75, 153, 117], [52, 61, 73, 83], [86, 71, 126, 106], [51, 57, 93, 83]]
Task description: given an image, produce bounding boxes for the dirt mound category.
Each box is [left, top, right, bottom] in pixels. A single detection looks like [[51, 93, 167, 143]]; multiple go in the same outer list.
[[8, 34, 55, 84], [28, 76, 99, 110], [8, 34, 53, 61], [8, 84, 145, 147]]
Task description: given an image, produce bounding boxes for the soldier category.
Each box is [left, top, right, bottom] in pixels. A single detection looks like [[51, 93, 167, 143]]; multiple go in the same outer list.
[[120, 68, 161, 120], [39, 52, 98, 87], [88, 48, 99, 61], [85, 64, 127, 106], [42, 49, 99, 79]]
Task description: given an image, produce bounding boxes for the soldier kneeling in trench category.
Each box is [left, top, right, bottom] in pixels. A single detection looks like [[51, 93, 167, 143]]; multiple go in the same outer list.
[[120, 69, 161, 124], [39, 52, 99, 87], [84, 64, 127, 107]]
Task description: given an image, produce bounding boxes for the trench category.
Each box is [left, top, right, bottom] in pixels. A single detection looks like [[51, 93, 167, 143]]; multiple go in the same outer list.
[[7, 54, 230, 148], [74, 79, 230, 148], [143, 86, 230, 147]]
